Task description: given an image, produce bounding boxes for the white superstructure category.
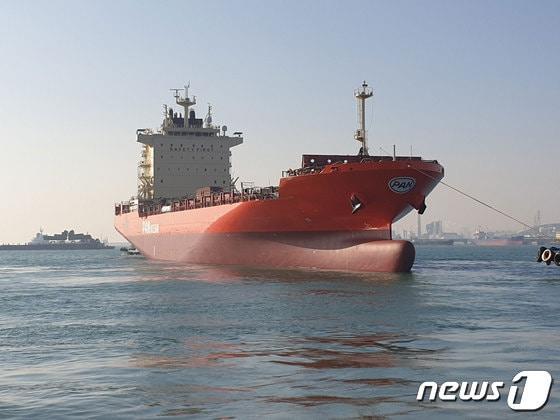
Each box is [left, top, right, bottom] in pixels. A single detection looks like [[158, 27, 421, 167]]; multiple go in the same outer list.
[[137, 85, 243, 200]]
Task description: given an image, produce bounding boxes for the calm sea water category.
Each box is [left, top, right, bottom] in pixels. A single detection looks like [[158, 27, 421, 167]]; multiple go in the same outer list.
[[1, 246, 559, 419]]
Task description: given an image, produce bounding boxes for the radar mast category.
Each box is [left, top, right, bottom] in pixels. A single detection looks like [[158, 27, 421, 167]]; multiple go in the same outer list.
[[354, 81, 374, 156], [171, 83, 196, 128]]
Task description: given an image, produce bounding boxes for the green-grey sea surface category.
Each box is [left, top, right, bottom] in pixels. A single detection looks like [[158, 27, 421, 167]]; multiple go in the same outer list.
[[1, 246, 559, 418]]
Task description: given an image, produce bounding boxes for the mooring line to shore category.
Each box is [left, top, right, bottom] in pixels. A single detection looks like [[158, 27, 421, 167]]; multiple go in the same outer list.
[[409, 165, 535, 231]]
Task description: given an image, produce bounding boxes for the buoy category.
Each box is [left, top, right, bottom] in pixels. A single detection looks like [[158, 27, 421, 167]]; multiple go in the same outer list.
[[541, 248, 553, 265]]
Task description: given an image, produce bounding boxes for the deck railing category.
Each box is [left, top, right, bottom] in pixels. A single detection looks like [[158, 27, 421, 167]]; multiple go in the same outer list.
[[115, 189, 278, 217]]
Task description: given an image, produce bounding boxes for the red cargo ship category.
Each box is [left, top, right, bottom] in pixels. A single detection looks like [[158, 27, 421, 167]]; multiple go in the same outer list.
[[115, 82, 444, 272]]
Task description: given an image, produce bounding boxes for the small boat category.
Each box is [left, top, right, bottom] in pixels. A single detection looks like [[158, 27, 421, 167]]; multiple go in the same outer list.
[[537, 246, 560, 266]]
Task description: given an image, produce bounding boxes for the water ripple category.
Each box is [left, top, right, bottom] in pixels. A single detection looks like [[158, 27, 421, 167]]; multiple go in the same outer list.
[[0, 247, 559, 418]]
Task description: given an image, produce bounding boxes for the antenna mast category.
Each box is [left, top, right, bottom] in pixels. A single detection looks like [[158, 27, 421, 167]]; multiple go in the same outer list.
[[205, 103, 213, 128], [354, 81, 374, 156], [171, 83, 196, 128]]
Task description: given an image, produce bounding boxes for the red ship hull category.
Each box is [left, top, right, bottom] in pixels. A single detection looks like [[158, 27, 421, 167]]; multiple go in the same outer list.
[[115, 159, 443, 272]]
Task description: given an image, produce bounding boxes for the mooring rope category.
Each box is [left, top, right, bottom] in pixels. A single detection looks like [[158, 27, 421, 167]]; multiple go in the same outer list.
[[409, 165, 535, 231], [376, 145, 535, 231]]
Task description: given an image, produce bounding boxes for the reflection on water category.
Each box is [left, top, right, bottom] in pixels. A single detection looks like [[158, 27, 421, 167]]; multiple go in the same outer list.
[[132, 333, 421, 370], [1, 247, 560, 418], [139, 259, 414, 285], [127, 330, 440, 417], [266, 394, 396, 407]]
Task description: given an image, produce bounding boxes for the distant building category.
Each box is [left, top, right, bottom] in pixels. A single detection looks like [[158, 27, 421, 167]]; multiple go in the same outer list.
[[426, 221, 443, 237]]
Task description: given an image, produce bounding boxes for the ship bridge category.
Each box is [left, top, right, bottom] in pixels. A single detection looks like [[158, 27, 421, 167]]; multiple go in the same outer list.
[[136, 85, 243, 201]]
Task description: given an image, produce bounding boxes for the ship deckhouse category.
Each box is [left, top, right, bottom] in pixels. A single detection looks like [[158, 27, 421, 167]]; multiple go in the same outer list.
[[137, 85, 243, 200]]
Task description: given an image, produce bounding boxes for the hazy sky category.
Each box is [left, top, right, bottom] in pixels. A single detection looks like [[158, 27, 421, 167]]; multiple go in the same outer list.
[[1, 0, 559, 243]]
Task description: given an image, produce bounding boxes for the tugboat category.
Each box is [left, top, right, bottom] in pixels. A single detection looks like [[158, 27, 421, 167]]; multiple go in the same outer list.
[[114, 82, 444, 272]]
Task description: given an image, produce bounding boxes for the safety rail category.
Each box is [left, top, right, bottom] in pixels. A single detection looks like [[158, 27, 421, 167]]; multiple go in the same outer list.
[[282, 156, 437, 177], [282, 167, 321, 177], [115, 190, 278, 217]]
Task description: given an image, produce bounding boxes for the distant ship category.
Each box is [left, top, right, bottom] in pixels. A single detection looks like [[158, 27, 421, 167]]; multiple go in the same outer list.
[[412, 238, 454, 246], [0, 229, 114, 250], [471, 230, 523, 247], [114, 82, 444, 272]]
